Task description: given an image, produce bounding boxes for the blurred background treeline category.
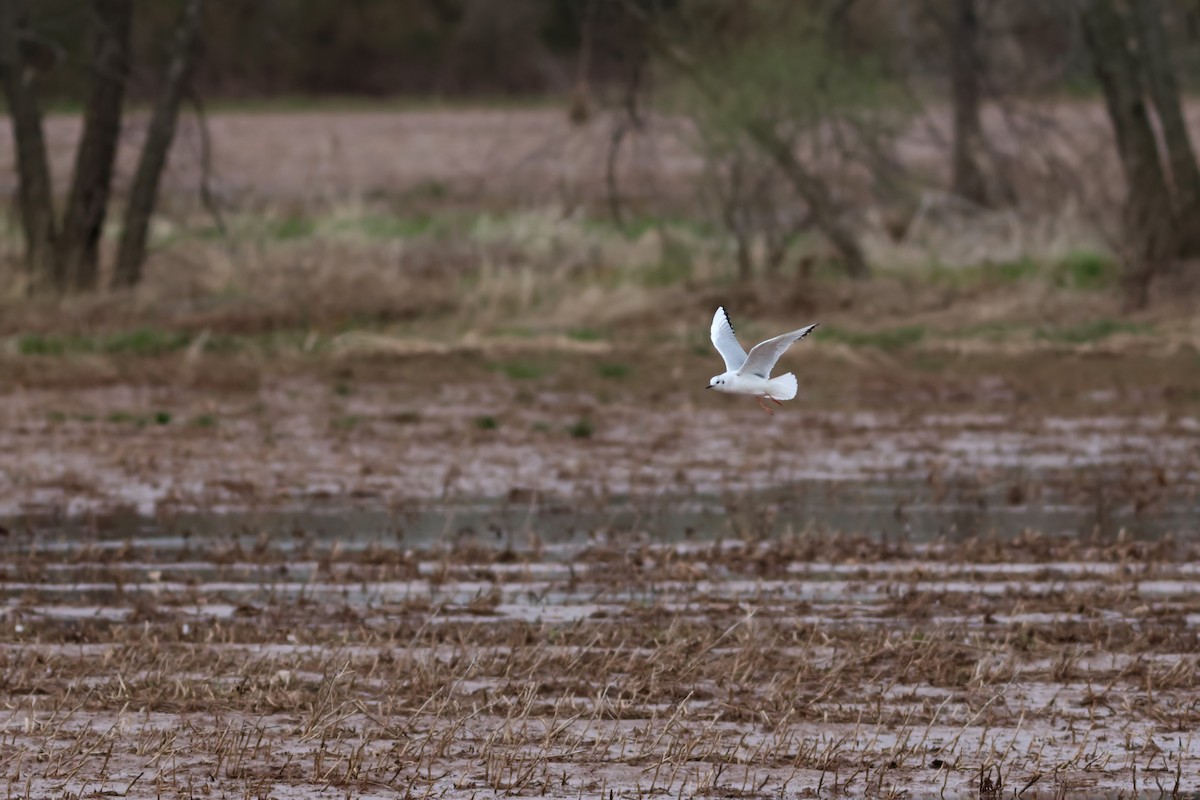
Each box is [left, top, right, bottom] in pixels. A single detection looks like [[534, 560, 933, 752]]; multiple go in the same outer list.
[[13, 0, 652, 99], [2, 0, 1200, 341], [17, 0, 1200, 100]]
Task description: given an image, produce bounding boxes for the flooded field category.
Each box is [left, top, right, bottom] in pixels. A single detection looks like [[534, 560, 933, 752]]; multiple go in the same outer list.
[[3, 515, 1200, 799], [1, 346, 1198, 800], [2, 374, 1197, 521], [0, 382, 1196, 798]]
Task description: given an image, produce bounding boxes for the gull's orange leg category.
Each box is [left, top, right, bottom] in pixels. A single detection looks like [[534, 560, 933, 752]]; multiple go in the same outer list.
[[756, 396, 775, 415], [770, 396, 783, 406]]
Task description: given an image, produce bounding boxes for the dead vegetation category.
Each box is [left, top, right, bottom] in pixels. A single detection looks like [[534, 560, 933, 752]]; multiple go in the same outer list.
[[2, 526, 1199, 798], [1, 106, 1198, 339]]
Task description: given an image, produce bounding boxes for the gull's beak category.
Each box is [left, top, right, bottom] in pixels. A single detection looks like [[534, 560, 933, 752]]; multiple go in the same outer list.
[[705, 384, 713, 389]]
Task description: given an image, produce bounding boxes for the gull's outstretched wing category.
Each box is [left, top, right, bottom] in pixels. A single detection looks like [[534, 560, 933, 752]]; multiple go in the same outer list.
[[711, 307, 747, 372], [737, 323, 819, 378]]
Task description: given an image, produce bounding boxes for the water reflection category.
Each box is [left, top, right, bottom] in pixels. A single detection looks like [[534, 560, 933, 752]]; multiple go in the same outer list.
[[3, 472, 1195, 550]]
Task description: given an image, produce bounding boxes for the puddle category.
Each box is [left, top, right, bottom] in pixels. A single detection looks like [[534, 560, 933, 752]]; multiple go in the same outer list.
[[4, 469, 1197, 551], [2, 379, 1197, 519]]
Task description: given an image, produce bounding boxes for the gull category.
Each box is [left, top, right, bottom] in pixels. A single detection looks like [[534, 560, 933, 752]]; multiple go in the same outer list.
[[706, 307, 819, 415]]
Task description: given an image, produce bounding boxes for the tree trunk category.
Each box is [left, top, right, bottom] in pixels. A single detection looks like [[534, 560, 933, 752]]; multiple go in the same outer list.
[[745, 120, 871, 279], [113, 0, 204, 289], [0, 0, 57, 294], [950, 0, 989, 206], [1082, 0, 1175, 309], [1129, 0, 1200, 257], [58, 0, 133, 292]]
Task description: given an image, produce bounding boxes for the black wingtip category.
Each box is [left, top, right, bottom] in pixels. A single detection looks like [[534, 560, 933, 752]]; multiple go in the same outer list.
[[721, 307, 735, 333]]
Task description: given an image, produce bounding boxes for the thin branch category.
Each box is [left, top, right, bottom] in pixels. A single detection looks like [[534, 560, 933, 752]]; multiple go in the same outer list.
[[187, 86, 227, 240]]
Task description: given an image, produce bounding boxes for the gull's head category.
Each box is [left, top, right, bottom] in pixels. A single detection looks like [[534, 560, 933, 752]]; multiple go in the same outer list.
[[707, 374, 730, 392]]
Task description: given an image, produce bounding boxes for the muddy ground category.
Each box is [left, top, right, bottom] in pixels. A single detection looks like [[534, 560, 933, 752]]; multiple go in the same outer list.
[[3, 523, 1199, 799], [1, 347, 1198, 799], [1, 345, 1198, 519]]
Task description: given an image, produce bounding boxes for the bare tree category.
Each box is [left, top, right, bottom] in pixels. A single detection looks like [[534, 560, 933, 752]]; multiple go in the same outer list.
[[59, 0, 133, 292], [0, 0, 206, 295], [1128, 0, 1200, 256], [949, 0, 989, 206], [0, 0, 57, 293], [704, 138, 810, 280], [743, 120, 871, 279], [113, 0, 204, 289], [632, 2, 885, 280], [1082, 0, 1187, 308]]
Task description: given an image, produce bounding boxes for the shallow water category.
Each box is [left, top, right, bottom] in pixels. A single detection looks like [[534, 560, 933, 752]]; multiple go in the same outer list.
[[4, 380, 1198, 521], [4, 389, 1199, 798], [4, 471, 1196, 551], [4, 522, 1199, 799]]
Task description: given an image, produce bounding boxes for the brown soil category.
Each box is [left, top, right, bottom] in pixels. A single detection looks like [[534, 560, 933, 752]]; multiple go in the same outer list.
[[3, 529, 1199, 798], [2, 349, 1198, 797], [1, 348, 1197, 518]]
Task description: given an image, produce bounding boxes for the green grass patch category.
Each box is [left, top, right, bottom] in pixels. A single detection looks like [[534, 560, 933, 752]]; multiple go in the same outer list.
[[567, 327, 604, 342], [18, 334, 75, 356], [104, 410, 172, 427], [596, 362, 630, 379], [269, 215, 316, 240], [475, 415, 499, 431], [1051, 250, 1119, 290], [45, 410, 98, 424], [190, 414, 218, 429], [18, 329, 192, 357], [327, 214, 437, 239], [567, 418, 594, 439], [917, 251, 1117, 291], [1036, 319, 1152, 344], [495, 360, 547, 380], [915, 257, 1040, 289], [818, 325, 926, 350], [102, 329, 192, 356], [983, 257, 1040, 283]]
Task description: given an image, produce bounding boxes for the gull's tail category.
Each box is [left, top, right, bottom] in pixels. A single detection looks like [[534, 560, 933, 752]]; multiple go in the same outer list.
[[767, 372, 797, 401]]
